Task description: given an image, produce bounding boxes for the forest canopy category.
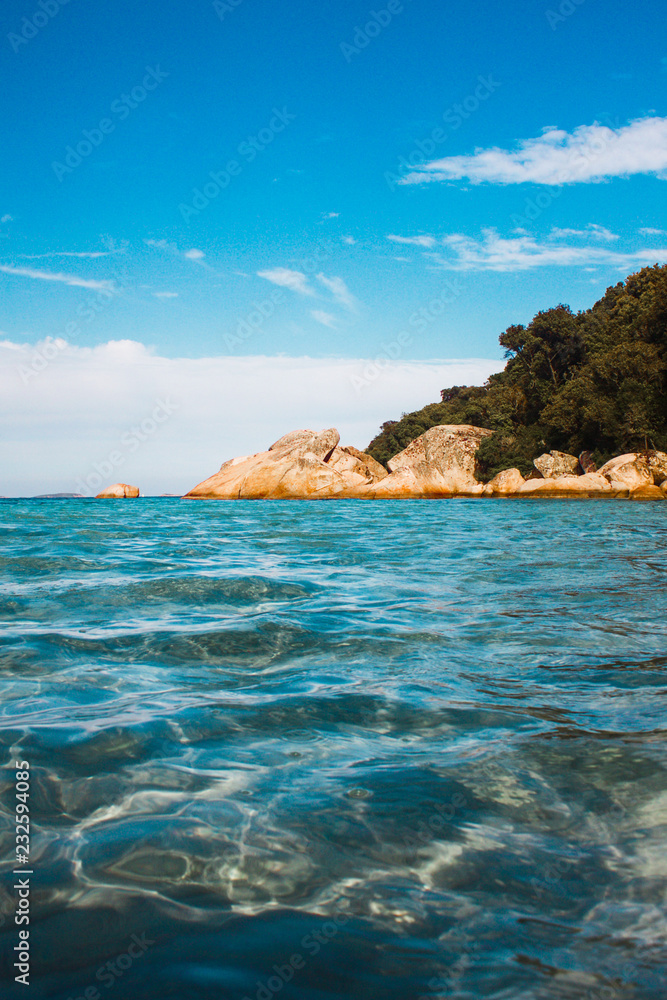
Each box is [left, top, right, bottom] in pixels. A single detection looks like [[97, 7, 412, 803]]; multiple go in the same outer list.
[[365, 265, 667, 479]]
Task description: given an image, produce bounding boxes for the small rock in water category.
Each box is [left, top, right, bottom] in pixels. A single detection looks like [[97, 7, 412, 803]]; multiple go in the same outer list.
[[95, 483, 140, 499], [346, 787, 372, 799]]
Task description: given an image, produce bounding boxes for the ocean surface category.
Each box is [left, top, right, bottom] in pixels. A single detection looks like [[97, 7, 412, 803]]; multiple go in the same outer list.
[[1, 497, 666, 1000]]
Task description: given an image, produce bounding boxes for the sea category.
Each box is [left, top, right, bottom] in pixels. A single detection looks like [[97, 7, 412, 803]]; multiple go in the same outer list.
[[1, 497, 666, 1000]]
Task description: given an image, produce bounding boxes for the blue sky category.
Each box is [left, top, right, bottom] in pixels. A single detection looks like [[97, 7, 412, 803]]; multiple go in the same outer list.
[[1, 0, 667, 493]]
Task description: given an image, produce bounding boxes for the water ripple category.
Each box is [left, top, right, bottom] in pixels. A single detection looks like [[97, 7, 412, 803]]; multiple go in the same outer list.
[[0, 498, 666, 999]]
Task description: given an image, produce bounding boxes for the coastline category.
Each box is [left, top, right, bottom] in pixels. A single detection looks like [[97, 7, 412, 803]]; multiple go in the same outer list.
[[20, 424, 667, 502]]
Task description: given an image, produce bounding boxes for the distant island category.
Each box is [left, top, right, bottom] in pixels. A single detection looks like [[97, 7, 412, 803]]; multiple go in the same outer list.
[[31, 493, 86, 499]]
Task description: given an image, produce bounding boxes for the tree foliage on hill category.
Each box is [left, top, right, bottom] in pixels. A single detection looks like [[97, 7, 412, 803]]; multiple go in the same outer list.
[[366, 265, 667, 478]]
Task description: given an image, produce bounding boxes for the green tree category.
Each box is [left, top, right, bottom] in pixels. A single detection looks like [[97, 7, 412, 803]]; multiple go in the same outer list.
[[366, 265, 667, 478]]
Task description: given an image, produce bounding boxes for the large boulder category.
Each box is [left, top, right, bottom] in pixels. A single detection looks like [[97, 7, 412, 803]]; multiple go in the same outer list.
[[647, 451, 667, 485], [95, 483, 140, 498], [598, 454, 653, 490], [483, 468, 525, 495], [517, 473, 611, 496], [533, 451, 581, 478], [268, 427, 339, 460], [361, 466, 428, 498], [185, 428, 386, 499], [187, 423, 493, 499], [595, 451, 667, 490], [364, 465, 486, 498], [326, 446, 388, 484], [342, 446, 388, 482], [629, 484, 666, 501], [372, 424, 492, 495]]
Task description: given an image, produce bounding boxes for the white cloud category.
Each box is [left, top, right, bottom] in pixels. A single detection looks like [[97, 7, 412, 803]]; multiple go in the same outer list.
[[342, 235, 356, 245], [640, 227, 667, 235], [257, 268, 315, 296], [401, 116, 667, 186], [322, 211, 340, 219], [145, 239, 205, 263], [316, 273, 358, 311], [1, 215, 13, 224], [431, 229, 667, 271], [0, 264, 116, 292], [387, 234, 437, 248], [152, 291, 179, 298], [257, 269, 358, 310], [549, 224, 618, 241], [310, 310, 338, 328], [0, 339, 501, 496], [20, 250, 116, 259]]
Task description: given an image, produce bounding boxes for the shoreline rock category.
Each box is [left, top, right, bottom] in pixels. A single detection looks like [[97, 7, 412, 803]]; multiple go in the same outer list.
[[183, 433, 667, 501], [483, 468, 525, 495], [95, 483, 140, 499], [185, 424, 494, 499], [598, 452, 667, 491], [517, 472, 612, 495], [379, 424, 493, 495], [184, 429, 389, 499], [533, 450, 581, 479]]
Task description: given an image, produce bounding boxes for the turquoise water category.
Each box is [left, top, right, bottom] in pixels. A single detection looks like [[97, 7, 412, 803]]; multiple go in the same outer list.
[[1, 498, 666, 999]]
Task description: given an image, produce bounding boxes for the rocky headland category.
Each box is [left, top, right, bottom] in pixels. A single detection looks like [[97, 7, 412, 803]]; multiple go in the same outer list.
[[183, 426, 667, 500]]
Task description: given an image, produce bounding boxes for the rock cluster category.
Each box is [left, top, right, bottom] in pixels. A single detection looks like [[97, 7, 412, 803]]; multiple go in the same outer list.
[[184, 428, 667, 501], [185, 429, 388, 499], [185, 425, 493, 499], [482, 449, 667, 499]]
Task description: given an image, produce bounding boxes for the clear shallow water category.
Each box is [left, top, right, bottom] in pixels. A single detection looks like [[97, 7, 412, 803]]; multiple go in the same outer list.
[[0, 497, 666, 1000]]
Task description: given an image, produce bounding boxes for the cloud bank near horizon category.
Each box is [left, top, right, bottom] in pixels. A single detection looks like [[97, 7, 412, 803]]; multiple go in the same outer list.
[[0, 339, 501, 496]]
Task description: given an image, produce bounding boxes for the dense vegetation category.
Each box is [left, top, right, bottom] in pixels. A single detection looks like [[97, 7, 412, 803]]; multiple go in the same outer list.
[[366, 265, 667, 479]]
